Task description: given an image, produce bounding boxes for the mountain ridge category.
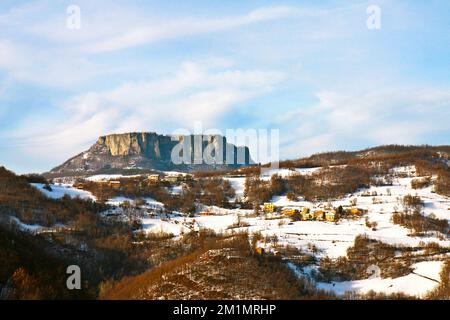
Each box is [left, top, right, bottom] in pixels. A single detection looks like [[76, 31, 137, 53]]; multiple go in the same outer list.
[[49, 132, 253, 176]]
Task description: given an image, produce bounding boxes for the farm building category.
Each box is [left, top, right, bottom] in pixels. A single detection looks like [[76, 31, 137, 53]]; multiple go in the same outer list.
[[325, 210, 338, 222], [255, 247, 265, 255], [301, 208, 313, 220], [163, 175, 179, 183], [148, 174, 161, 183], [73, 182, 85, 189], [281, 207, 299, 216], [264, 203, 275, 213], [348, 208, 367, 215], [314, 210, 325, 221], [109, 180, 121, 189]]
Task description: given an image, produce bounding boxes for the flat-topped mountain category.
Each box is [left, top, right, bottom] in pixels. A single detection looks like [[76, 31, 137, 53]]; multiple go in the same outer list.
[[49, 132, 253, 176]]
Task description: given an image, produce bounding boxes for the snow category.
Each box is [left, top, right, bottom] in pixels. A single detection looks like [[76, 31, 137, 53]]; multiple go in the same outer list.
[[271, 195, 312, 208], [86, 174, 140, 181], [261, 168, 301, 179], [106, 196, 164, 208], [145, 198, 165, 208], [293, 167, 322, 175], [224, 177, 246, 199], [141, 217, 191, 236], [317, 261, 444, 298], [413, 260, 443, 281], [8, 216, 67, 235], [162, 171, 189, 176], [32, 183, 96, 200], [9, 216, 43, 233], [170, 185, 183, 195], [194, 215, 240, 232], [106, 196, 133, 206]]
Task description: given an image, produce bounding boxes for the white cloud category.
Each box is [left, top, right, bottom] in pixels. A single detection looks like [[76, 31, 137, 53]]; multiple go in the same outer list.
[[0, 4, 296, 89], [0, 40, 25, 70], [280, 87, 450, 158], [81, 6, 298, 53]]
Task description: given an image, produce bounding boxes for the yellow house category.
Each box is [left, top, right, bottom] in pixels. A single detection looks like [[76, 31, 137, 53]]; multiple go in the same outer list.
[[163, 175, 179, 183], [264, 203, 275, 213], [349, 208, 367, 215], [109, 180, 121, 189], [314, 210, 325, 221], [148, 174, 161, 183], [325, 210, 338, 222], [282, 207, 298, 216], [301, 207, 313, 220], [255, 247, 265, 255], [73, 182, 85, 190]]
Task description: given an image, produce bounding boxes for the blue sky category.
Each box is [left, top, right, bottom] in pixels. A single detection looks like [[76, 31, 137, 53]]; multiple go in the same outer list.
[[0, 0, 449, 173]]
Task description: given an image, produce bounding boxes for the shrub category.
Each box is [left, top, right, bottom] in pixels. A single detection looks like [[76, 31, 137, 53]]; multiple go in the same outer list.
[[392, 212, 448, 235], [411, 177, 432, 189]]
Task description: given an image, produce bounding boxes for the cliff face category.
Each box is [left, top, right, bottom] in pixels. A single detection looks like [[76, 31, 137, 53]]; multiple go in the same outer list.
[[97, 132, 173, 158], [50, 132, 252, 176]]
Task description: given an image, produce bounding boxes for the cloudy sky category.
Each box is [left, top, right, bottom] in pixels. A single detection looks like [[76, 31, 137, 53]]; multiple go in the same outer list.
[[0, 0, 449, 173]]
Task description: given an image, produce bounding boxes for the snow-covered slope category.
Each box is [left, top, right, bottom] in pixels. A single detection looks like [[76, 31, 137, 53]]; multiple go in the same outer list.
[[32, 183, 96, 200], [317, 261, 444, 298]]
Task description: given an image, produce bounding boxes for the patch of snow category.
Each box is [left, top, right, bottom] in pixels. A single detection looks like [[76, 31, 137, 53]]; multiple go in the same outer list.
[[86, 174, 140, 181], [170, 185, 183, 195], [224, 177, 246, 200], [141, 217, 191, 236], [317, 260, 444, 298], [9, 216, 43, 233], [162, 171, 189, 176], [106, 196, 164, 208], [32, 183, 96, 200]]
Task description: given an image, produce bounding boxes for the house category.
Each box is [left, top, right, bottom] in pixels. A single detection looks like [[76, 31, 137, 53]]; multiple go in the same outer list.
[[73, 182, 85, 190], [263, 202, 275, 213], [301, 207, 313, 220], [163, 175, 179, 183], [314, 210, 325, 221], [348, 208, 367, 215], [148, 174, 161, 183], [281, 207, 298, 216], [108, 180, 121, 189], [325, 210, 338, 222], [255, 247, 265, 255]]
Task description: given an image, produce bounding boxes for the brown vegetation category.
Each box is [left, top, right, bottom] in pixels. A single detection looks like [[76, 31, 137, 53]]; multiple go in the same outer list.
[[318, 236, 414, 282], [101, 231, 333, 300], [392, 212, 448, 236]]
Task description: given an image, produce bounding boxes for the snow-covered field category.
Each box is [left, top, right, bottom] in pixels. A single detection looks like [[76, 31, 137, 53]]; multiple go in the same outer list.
[[32, 183, 96, 200], [106, 196, 164, 208], [223, 177, 245, 200], [85, 174, 141, 181], [316, 261, 444, 298]]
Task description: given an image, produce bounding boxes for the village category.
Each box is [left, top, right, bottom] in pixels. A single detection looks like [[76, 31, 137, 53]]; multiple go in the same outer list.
[[67, 171, 369, 224], [260, 202, 367, 223], [72, 172, 193, 189]]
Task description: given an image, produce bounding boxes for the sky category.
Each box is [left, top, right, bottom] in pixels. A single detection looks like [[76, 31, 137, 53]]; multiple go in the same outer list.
[[0, 0, 449, 173]]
